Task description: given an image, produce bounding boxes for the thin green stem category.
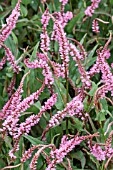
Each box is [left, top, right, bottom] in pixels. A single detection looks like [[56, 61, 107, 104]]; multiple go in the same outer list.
[[88, 115, 100, 143]]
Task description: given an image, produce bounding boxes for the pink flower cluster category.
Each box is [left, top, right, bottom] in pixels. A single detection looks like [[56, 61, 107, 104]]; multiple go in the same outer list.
[[51, 61, 65, 78], [50, 8, 73, 78], [90, 144, 106, 161], [52, 19, 69, 76], [49, 94, 84, 125], [40, 9, 50, 53], [2, 72, 30, 118], [59, 0, 68, 6], [46, 133, 98, 169], [51, 10, 73, 43], [89, 142, 113, 161], [14, 93, 57, 139], [1, 73, 45, 138], [0, 0, 21, 73], [52, 11, 73, 33], [89, 45, 113, 98], [42, 93, 89, 139], [8, 93, 57, 159], [24, 53, 54, 88], [88, 131, 113, 161], [85, 0, 101, 17], [0, 0, 21, 44], [0, 56, 6, 70], [92, 19, 100, 33], [70, 43, 91, 88], [21, 145, 38, 163], [1, 43, 21, 73]]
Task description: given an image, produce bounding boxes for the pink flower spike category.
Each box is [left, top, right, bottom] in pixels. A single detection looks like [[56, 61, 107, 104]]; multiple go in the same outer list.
[[42, 93, 85, 140], [51, 16, 70, 76], [46, 133, 99, 169], [2, 44, 21, 73], [85, 0, 101, 17], [14, 93, 57, 139], [92, 19, 100, 33], [90, 144, 106, 161], [40, 9, 50, 53], [0, 0, 21, 44], [0, 56, 6, 70], [59, 0, 68, 6]]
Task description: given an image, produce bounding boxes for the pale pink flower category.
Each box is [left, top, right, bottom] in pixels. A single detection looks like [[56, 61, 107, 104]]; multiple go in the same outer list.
[[90, 144, 106, 161], [92, 19, 100, 33], [85, 0, 101, 17]]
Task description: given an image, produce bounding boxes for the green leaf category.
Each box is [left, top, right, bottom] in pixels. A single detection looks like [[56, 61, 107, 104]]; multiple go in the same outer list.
[[100, 98, 108, 110], [61, 119, 71, 130], [95, 110, 107, 123], [20, 4, 28, 17], [32, 42, 39, 58], [0, 159, 6, 169], [23, 135, 45, 145], [11, 0, 18, 7], [103, 118, 112, 134], [22, 0, 31, 5], [80, 33, 87, 45], [6, 73, 13, 78], [110, 0, 113, 5], [72, 151, 86, 169], [89, 82, 98, 96], [88, 45, 98, 59], [5, 36, 17, 57], [33, 101, 41, 110], [11, 31, 18, 45], [54, 79, 65, 110], [85, 44, 98, 69], [86, 57, 97, 70], [89, 154, 100, 169], [0, 8, 11, 19], [0, 5, 3, 11], [71, 117, 83, 132], [66, 11, 85, 33], [54, 41, 59, 54], [30, 0, 39, 11]]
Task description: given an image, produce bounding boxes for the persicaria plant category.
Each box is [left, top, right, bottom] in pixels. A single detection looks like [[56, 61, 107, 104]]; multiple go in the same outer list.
[[0, 0, 113, 169]]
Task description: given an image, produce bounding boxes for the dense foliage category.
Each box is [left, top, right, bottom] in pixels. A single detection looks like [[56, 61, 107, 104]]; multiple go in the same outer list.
[[0, 0, 113, 169]]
